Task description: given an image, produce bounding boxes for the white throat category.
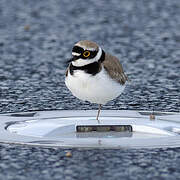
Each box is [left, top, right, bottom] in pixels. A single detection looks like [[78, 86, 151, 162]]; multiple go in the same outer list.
[[72, 47, 102, 67]]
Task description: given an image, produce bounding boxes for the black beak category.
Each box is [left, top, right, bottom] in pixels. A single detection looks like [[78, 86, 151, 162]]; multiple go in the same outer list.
[[72, 56, 79, 61], [68, 57, 73, 63], [64, 57, 73, 67], [64, 56, 80, 67], [67, 56, 79, 63]]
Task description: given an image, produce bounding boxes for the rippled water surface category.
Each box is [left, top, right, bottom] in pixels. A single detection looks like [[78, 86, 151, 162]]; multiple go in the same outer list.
[[0, 0, 180, 179]]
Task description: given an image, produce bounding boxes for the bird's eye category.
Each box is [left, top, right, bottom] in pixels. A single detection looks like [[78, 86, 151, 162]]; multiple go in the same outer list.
[[83, 51, 90, 57]]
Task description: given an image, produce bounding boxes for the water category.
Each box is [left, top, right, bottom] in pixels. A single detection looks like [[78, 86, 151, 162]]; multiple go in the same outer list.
[[0, 0, 180, 179]]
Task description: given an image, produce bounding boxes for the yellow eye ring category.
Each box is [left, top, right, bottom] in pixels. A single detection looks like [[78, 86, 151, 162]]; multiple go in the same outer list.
[[83, 51, 90, 57]]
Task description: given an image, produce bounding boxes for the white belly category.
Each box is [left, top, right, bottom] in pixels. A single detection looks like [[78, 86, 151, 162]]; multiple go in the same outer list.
[[65, 68, 126, 105]]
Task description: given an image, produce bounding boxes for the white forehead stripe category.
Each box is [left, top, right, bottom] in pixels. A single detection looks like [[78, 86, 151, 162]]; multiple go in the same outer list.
[[72, 52, 81, 56], [84, 47, 96, 51]]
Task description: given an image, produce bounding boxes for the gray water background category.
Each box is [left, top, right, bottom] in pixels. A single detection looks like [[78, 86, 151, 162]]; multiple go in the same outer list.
[[0, 0, 180, 179]]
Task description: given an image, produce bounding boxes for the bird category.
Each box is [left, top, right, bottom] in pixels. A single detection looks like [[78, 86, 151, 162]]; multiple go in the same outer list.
[[65, 40, 128, 123]]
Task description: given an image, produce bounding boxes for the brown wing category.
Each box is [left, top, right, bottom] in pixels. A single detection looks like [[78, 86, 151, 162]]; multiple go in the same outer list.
[[102, 53, 128, 85]]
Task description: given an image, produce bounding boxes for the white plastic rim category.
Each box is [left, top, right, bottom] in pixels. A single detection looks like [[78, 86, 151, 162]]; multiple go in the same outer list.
[[0, 110, 180, 149]]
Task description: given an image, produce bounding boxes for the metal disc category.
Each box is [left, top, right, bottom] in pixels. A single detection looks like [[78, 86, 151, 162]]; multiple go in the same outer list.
[[0, 110, 180, 149]]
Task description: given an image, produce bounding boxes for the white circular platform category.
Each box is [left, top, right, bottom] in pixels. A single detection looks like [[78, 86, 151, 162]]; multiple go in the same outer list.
[[0, 110, 180, 149]]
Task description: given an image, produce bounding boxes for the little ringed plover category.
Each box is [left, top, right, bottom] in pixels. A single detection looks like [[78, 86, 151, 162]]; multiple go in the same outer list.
[[65, 40, 128, 123]]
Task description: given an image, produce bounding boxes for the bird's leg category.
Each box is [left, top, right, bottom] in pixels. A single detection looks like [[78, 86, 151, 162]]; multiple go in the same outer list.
[[96, 104, 102, 124]]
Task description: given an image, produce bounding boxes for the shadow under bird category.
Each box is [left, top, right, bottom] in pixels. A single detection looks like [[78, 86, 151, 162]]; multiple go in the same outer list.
[[65, 40, 128, 123]]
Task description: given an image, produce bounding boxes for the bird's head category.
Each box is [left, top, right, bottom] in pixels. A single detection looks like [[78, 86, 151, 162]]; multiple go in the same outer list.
[[71, 40, 103, 67]]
